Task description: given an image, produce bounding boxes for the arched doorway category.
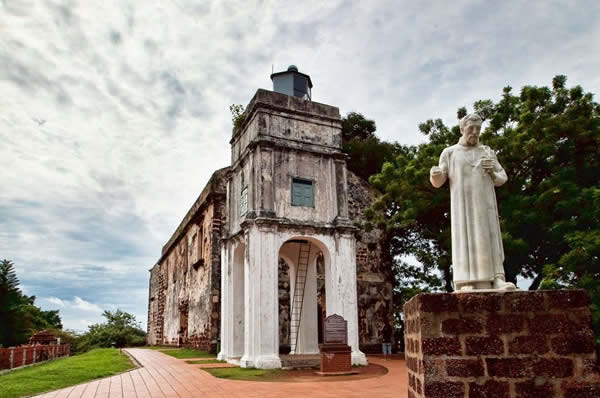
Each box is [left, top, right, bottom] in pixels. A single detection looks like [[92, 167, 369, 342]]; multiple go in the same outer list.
[[278, 237, 330, 356]]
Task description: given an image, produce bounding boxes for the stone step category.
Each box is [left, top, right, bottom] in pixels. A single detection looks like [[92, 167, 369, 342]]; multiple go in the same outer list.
[[280, 355, 320, 369]]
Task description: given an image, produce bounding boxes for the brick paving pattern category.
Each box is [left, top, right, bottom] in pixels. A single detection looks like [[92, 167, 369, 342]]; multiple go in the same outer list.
[[32, 348, 407, 398]]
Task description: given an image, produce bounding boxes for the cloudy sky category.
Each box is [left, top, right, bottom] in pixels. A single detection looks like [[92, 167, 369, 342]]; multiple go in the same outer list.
[[1, 0, 599, 331]]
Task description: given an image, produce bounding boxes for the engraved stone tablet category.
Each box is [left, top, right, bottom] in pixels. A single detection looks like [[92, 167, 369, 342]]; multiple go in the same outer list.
[[323, 314, 348, 345]]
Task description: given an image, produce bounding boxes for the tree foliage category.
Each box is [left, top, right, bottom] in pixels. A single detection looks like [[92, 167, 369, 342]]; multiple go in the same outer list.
[[77, 309, 146, 352], [342, 112, 401, 181], [229, 104, 247, 130], [0, 259, 63, 347], [367, 76, 600, 335]]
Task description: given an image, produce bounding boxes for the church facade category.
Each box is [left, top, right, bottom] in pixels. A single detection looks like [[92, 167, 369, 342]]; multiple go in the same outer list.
[[147, 67, 394, 368]]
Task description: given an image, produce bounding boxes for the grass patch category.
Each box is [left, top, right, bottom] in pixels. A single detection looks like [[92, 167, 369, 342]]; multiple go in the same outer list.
[[185, 359, 226, 364], [141, 345, 176, 350], [0, 348, 134, 398], [159, 348, 213, 359], [203, 367, 282, 381]]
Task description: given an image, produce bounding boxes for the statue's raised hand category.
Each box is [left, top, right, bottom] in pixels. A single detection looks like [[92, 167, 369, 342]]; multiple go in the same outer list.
[[481, 157, 495, 174], [430, 166, 443, 176]]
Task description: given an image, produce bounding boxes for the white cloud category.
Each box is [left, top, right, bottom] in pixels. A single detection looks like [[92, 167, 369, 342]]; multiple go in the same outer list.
[[38, 296, 105, 331], [72, 296, 103, 313], [1, 0, 599, 330], [39, 296, 103, 314], [47, 297, 67, 307]]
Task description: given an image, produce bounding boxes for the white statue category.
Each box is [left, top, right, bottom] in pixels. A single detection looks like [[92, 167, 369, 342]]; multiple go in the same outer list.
[[430, 114, 516, 291]]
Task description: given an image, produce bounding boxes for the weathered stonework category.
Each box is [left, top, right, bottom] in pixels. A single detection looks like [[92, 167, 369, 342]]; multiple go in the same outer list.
[[404, 290, 600, 398], [348, 171, 395, 352], [147, 168, 227, 352], [148, 88, 394, 362]]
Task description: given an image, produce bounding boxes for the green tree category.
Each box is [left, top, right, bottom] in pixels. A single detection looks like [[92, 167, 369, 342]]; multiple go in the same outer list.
[[229, 104, 246, 130], [77, 310, 146, 352], [368, 76, 600, 340], [341, 112, 400, 181], [0, 259, 24, 346], [0, 260, 63, 346]]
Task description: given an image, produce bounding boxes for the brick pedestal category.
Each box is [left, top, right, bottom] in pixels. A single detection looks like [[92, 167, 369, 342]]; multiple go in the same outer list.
[[317, 344, 353, 375], [404, 290, 599, 398]]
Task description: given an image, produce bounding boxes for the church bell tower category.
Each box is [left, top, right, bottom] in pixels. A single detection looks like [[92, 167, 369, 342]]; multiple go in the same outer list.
[[218, 66, 366, 369]]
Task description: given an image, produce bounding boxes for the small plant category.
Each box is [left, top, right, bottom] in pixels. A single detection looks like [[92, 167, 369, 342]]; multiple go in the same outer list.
[[230, 104, 247, 130]]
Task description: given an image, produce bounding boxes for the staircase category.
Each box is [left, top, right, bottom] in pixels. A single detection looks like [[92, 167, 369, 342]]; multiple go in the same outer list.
[[289, 240, 311, 354]]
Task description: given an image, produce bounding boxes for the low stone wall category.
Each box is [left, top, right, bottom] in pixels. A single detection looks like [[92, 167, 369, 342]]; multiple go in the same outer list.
[[0, 344, 70, 371], [404, 290, 599, 398]]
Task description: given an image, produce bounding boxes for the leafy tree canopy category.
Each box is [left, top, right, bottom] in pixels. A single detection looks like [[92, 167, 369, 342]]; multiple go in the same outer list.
[[366, 76, 600, 336], [229, 104, 246, 130], [77, 309, 146, 352], [341, 112, 401, 181], [0, 259, 63, 347]]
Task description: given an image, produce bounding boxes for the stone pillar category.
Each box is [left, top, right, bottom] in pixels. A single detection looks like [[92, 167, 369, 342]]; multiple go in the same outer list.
[[217, 243, 232, 361], [9, 347, 14, 369], [325, 233, 367, 366], [334, 159, 348, 219], [404, 290, 600, 398], [259, 146, 274, 216], [241, 226, 281, 369], [232, 243, 246, 357]]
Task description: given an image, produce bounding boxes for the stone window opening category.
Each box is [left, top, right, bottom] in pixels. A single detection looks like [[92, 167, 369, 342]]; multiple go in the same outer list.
[[291, 177, 314, 207], [192, 227, 204, 270]]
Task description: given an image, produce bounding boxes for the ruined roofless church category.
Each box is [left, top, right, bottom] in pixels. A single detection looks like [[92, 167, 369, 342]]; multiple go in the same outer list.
[[146, 66, 394, 368]]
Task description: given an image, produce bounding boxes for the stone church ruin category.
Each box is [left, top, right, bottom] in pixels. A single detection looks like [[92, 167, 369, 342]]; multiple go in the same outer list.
[[146, 66, 394, 368]]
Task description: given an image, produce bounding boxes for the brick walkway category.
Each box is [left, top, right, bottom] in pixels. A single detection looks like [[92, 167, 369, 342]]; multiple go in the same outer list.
[[33, 348, 408, 398]]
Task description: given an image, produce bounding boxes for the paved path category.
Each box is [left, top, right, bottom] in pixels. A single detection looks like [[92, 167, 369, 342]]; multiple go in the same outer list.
[[34, 348, 408, 398]]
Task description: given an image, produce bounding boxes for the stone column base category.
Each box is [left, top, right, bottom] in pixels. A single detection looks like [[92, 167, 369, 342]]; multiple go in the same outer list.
[[404, 290, 600, 398], [351, 349, 368, 366], [241, 355, 282, 369]]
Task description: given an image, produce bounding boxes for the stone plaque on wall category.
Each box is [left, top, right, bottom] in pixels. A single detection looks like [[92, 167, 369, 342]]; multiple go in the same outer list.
[[323, 314, 347, 345]]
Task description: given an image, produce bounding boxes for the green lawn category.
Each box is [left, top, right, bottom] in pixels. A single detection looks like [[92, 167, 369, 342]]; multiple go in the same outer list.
[[158, 348, 213, 359], [185, 359, 225, 364], [203, 367, 282, 381], [0, 348, 135, 398], [140, 345, 176, 351]]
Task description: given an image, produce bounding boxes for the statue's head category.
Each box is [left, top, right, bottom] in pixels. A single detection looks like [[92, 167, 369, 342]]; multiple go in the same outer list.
[[459, 113, 483, 146]]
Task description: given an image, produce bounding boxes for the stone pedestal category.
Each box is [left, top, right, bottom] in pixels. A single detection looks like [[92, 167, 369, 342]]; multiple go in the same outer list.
[[404, 290, 600, 398], [318, 344, 353, 375]]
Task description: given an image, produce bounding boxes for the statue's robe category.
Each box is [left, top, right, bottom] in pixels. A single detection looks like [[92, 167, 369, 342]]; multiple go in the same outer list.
[[431, 140, 508, 284]]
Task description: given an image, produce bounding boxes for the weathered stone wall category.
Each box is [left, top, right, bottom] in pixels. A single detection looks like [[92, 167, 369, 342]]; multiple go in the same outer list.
[[147, 168, 227, 352], [230, 89, 342, 165], [227, 89, 347, 239], [271, 148, 340, 222], [149, 166, 393, 354], [149, 89, 393, 357], [278, 258, 291, 348], [347, 171, 395, 352], [147, 263, 162, 345], [275, 171, 394, 353], [404, 290, 600, 398]]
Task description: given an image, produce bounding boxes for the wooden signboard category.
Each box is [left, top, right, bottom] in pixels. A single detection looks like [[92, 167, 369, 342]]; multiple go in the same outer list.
[[323, 314, 348, 345]]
